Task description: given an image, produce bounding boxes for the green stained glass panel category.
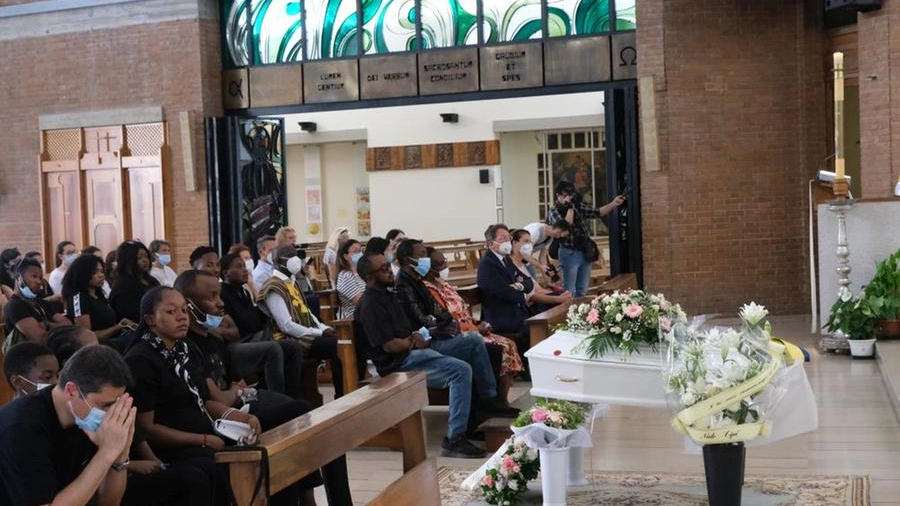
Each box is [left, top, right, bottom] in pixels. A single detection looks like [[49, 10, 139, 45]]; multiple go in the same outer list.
[[615, 0, 636, 30], [547, 0, 612, 37], [249, 0, 304, 64], [361, 0, 417, 54], [224, 0, 251, 67], [419, 0, 479, 49], [306, 0, 361, 59], [482, 0, 543, 44]]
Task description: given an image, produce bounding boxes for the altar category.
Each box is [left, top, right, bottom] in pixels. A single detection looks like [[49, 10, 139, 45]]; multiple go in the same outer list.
[[525, 330, 668, 408]]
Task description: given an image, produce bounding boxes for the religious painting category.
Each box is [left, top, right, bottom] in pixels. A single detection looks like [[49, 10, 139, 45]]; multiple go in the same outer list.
[[551, 151, 593, 206]]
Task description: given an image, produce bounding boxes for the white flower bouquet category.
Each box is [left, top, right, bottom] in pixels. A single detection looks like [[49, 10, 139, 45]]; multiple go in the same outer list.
[[564, 290, 687, 358], [663, 303, 787, 445], [478, 436, 540, 505]]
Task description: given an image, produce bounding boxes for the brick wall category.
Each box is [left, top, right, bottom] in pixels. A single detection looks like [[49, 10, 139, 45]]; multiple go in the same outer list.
[[0, 17, 222, 270], [638, 0, 828, 315], [858, 6, 900, 198]]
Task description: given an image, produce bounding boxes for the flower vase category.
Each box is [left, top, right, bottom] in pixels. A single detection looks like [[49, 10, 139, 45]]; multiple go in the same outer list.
[[539, 447, 570, 506], [702, 442, 746, 506], [567, 447, 588, 486]]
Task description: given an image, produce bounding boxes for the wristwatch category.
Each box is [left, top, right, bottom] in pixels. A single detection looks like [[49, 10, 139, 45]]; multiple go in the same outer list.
[[111, 459, 130, 472]]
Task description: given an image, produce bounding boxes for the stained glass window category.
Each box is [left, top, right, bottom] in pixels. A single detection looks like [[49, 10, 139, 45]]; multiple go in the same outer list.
[[419, 0, 479, 49], [250, 0, 304, 64], [306, 0, 361, 59], [547, 0, 612, 37], [482, 0, 543, 44], [615, 0, 636, 30], [223, 0, 251, 67], [361, 0, 418, 54]]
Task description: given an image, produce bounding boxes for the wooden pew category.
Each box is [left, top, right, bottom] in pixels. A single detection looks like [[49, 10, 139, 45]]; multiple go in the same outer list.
[[367, 457, 440, 506], [216, 372, 429, 506], [526, 273, 638, 348]]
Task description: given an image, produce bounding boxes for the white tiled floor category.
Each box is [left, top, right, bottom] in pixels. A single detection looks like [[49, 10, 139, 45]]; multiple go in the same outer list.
[[315, 315, 900, 505]]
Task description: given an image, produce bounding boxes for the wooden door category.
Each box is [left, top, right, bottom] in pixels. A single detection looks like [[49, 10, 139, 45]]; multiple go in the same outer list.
[[127, 166, 165, 244], [83, 169, 125, 255], [42, 170, 84, 254]]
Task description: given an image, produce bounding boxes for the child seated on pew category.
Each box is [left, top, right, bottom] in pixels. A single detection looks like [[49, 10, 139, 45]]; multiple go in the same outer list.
[[3, 341, 58, 399]]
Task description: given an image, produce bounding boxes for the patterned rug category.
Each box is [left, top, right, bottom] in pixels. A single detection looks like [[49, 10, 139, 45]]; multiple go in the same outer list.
[[438, 467, 869, 506]]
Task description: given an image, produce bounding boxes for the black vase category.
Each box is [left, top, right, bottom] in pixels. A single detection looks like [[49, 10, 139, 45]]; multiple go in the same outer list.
[[702, 442, 746, 506]]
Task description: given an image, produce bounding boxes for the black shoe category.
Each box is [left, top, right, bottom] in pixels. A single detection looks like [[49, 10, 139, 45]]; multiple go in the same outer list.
[[467, 430, 486, 441], [478, 397, 521, 418], [441, 436, 486, 458]]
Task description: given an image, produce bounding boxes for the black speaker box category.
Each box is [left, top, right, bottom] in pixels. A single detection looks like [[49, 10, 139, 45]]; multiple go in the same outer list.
[[479, 169, 490, 184], [825, 0, 881, 12]]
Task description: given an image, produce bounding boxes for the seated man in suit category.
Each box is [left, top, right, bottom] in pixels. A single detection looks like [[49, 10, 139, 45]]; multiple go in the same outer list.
[[393, 239, 517, 418], [355, 254, 484, 458], [477, 224, 534, 366]]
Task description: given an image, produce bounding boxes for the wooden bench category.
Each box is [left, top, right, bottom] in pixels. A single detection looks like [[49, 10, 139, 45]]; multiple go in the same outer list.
[[526, 273, 638, 348], [216, 371, 429, 506]]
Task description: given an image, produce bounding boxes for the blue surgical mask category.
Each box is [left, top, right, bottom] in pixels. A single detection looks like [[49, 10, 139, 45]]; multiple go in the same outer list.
[[385, 253, 395, 263], [351, 252, 364, 265], [64, 253, 78, 266], [413, 257, 431, 277], [157, 253, 171, 266], [201, 314, 224, 330], [73, 390, 106, 432], [20, 283, 38, 299]]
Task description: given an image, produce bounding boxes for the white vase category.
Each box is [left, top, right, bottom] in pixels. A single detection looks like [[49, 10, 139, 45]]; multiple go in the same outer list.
[[848, 338, 876, 358], [539, 447, 570, 506], [567, 447, 589, 486]]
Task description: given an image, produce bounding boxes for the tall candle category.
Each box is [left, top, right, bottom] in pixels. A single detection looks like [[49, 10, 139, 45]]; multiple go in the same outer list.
[[834, 52, 845, 180]]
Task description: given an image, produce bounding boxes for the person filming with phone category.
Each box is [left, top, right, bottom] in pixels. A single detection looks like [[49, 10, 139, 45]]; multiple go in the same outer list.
[[547, 181, 626, 297]]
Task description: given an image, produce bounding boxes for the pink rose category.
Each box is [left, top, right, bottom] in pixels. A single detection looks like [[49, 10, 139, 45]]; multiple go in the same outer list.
[[624, 304, 644, 319], [483, 475, 494, 487], [531, 408, 550, 423], [659, 316, 672, 332], [501, 455, 520, 473], [586, 308, 600, 324]]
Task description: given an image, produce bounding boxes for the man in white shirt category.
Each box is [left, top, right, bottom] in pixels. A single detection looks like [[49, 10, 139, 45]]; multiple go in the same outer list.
[[148, 239, 178, 287], [522, 219, 571, 275], [257, 244, 343, 397], [251, 235, 277, 290]]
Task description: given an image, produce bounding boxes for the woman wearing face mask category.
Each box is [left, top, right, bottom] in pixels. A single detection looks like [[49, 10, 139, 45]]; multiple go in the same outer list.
[[421, 248, 524, 402], [2, 258, 71, 349], [335, 239, 366, 319], [47, 240, 79, 296], [385, 228, 406, 276], [510, 229, 573, 312], [148, 239, 178, 288]]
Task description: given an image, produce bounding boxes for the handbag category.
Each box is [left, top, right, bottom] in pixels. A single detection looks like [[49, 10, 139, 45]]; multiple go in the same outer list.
[[548, 238, 560, 260], [578, 236, 600, 263]]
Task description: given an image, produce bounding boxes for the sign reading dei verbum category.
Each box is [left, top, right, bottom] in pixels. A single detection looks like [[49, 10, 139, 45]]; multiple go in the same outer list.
[[303, 59, 360, 104], [360, 54, 418, 100], [418, 48, 479, 96], [480, 43, 543, 90]]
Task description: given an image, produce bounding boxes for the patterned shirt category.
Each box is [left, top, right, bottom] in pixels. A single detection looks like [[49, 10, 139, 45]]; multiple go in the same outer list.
[[547, 201, 601, 249]]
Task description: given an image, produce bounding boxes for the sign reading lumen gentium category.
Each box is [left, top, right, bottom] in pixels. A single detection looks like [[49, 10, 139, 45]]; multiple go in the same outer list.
[[222, 0, 636, 67]]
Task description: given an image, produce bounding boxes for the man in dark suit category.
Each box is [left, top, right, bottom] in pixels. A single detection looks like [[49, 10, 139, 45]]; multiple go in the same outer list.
[[477, 224, 534, 365]]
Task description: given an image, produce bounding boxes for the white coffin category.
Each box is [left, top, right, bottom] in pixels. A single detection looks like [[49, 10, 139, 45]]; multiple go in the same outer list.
[[525, 330, 668, 408]]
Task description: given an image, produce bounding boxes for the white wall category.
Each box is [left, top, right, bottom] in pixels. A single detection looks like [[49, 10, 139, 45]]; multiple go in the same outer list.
[[282, 92, 605, 242], [817, 200, 900, 329], [500, 131, 542, 229], [285, 144, 307, 237], [282, 92, 604, 147], [370, 167, 498, 241]]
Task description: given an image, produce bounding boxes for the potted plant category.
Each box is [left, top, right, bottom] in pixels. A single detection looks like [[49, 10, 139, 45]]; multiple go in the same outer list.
[[863, 249, 900, 339], [824, 287, 877, 358]]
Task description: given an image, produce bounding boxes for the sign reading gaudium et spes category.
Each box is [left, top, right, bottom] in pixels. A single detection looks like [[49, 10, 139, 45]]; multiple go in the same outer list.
[[418, 48, 479, 96], [360, 54, 418, 100], [480, 44, 543, 90], [303, 59, 359, 103]]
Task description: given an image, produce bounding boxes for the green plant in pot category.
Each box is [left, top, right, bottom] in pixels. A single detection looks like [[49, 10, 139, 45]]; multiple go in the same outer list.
[[825, 287, 877, 357], [863, 249, 900, 339]]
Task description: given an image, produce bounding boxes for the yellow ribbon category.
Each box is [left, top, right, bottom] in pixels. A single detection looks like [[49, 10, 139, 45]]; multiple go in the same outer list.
[[671, 342, 783, 444]]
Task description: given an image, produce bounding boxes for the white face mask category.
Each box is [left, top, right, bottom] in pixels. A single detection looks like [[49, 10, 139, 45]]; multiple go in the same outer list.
[[520, 243, 534, 257], [266, 252, 274, 264], [244, 259, 255, 272], [439, 268, 450, 280], [19, 376, 52, 394], [497, 241, 513, 256], [285, 256, 304, 275]]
